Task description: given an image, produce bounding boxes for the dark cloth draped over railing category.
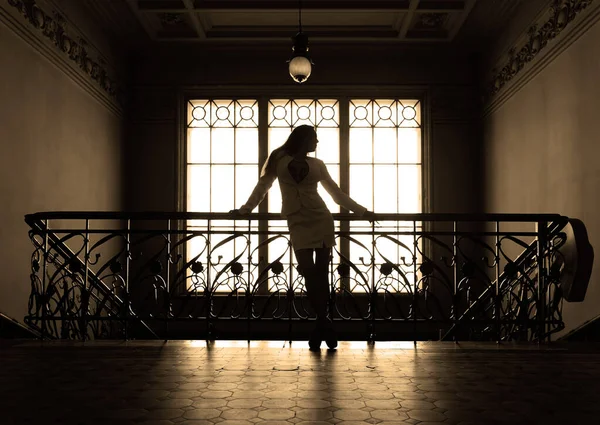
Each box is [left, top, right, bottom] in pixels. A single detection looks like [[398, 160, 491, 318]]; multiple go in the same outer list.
[[24, 212, 573, 342]]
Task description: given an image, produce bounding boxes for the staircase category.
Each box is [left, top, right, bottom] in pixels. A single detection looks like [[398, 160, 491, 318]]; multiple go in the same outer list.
[[0, 312, 39, 339], [24, 216, 157, 340], [442, 218, 594, 341]]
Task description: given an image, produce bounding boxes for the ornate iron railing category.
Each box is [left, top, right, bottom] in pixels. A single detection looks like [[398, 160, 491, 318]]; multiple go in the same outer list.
[[24, 212, 575, 342]]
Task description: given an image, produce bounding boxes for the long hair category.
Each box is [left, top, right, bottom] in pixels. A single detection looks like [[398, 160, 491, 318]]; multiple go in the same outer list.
[[260, 125, 316, 177]]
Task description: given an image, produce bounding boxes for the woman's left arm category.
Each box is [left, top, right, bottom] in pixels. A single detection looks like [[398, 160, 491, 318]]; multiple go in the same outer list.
[[318, 160, 368, 215]]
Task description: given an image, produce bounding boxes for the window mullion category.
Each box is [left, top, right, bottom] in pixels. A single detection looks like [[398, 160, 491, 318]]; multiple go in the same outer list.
[[257, 97, 269, 295], [339, 98, 350, 196], [339, 98, 350, 292]]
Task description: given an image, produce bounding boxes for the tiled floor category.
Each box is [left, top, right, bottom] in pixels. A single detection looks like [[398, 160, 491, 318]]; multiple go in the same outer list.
[[1, 340, 600, 425]]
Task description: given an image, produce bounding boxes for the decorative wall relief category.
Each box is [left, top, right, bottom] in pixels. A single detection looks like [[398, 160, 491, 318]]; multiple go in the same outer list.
[[415, 13, 448, 30], [6, 0, 123, 106], [486, 0, 594, 99]]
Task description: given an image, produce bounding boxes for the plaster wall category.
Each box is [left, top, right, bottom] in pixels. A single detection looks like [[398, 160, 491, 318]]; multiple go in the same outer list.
[[483, 18, 600, 336], [0, 20, 124, 324]]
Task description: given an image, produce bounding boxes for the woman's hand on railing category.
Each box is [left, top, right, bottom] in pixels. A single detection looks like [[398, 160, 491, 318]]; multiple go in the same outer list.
[[229, 207, 251, 217], [362, 211, 379, 225]]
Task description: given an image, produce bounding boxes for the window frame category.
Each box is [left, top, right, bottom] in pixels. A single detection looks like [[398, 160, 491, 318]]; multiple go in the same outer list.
[[176, 86, 432, 296]]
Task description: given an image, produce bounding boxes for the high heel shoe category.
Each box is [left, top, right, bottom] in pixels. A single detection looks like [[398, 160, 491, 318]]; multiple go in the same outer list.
[[322, 319, 338, 350], [309, 327, 322, 351]]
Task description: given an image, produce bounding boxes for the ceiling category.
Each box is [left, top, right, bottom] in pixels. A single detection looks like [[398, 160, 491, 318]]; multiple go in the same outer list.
[[82, 0, 532, 49]]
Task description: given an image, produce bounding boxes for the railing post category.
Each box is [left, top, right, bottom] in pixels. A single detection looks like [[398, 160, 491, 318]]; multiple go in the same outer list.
[[452, 221, 458, 343], [369, 219, 376, 344], [537, 221, 548, 343], [288, 239, 294, 345], [247, 218, 252, 344], [327, 243, 335, 323], [83, 219, 90, 341], [125, 219, 131, 341], [413, 219, 418, 346], [206, 218, 213, 340], [165, 219, 171, 340], [495, 221, 501, 343], [41, 219, 49, 340]]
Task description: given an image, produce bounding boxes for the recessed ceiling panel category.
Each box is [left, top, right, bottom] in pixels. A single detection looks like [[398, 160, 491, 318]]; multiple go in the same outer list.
[[191, 0, 412, 10], [138, 0, 186, 10], [119, 0, 483, 42], [145, 10, 198, 38], [417, 0, 465, 10], [207, 11, 400, 28]]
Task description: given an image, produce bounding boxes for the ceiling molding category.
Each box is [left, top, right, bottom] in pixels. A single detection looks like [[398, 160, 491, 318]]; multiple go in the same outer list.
[[4, 0, 124, 112], [484, 0, 596, 105]]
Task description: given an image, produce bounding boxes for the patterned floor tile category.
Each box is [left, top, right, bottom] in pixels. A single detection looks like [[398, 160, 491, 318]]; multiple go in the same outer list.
[[1, 341, 600, 425]]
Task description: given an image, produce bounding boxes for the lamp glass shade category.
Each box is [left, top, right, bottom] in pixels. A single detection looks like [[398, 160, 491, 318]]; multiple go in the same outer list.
[[289, 56, 312, 83]]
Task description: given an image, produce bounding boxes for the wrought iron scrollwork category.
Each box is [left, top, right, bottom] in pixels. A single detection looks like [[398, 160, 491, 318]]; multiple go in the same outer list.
[[24, 212, 579, 342]]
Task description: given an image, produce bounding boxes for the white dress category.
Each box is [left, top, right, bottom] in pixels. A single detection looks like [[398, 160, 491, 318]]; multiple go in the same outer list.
[[241, 153, 367, 250]]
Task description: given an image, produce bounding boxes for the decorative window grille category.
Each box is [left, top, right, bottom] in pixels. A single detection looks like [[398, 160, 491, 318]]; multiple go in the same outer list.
[[186, 98, 422, 293], [348, 99, 422, 292]]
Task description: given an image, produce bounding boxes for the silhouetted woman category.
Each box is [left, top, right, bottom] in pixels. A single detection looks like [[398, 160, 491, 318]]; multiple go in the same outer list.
[[231, 125, 375, 350]]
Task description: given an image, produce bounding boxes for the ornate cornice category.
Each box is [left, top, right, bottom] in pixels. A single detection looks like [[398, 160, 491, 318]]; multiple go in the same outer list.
[[6, 0, 123, 107], [485, 0, 594, 102]]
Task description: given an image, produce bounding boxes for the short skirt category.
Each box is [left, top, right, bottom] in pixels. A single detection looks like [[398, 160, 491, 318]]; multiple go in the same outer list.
[[286, 207, 335, 250]]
